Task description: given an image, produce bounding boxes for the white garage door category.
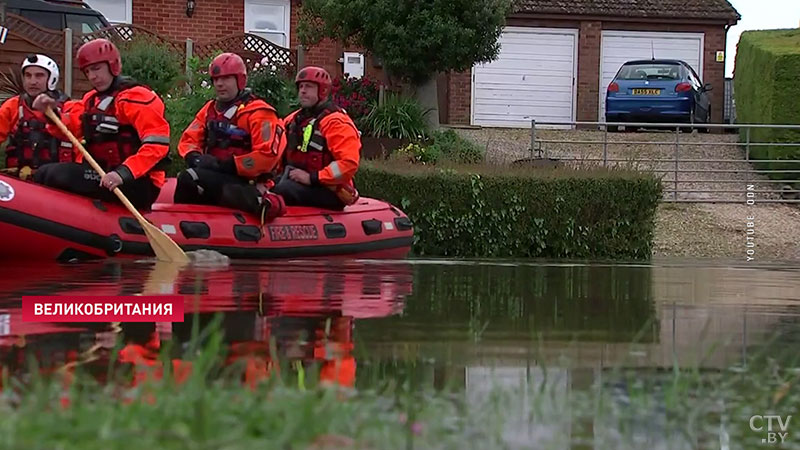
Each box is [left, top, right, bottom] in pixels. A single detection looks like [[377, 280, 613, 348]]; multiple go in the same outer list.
[[472, 27, 577, 128], [599, 31, 704, 121]]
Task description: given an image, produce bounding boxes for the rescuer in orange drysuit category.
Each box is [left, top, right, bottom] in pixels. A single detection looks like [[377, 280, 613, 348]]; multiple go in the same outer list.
[[0, 54, 74, 180], [174, 52, 286, 220], [32, 38, 171, 210]]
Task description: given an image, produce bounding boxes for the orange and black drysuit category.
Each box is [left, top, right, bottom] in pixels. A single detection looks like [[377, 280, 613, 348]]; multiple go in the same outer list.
[[174, 89, 286, 215], [275, 101, 360, 210], [0, 92, 74, 178], [33, 77, 171, 210]]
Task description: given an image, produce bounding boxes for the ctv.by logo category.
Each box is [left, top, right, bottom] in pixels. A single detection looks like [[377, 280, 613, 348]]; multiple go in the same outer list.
[[750, 415, 792, 445]]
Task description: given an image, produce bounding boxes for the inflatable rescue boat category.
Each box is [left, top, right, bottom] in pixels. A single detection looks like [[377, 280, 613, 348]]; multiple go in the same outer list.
[[0, 174, 414, 262]]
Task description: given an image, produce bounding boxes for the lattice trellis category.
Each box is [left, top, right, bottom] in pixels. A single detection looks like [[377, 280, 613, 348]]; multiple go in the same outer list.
[[72, 24, 184, 56], [194, 33, 297, 78]]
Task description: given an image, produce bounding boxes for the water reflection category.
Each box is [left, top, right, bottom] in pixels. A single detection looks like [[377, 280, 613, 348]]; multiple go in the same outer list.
[[0, 258, 797, 449], [0, 259, 414, 394]]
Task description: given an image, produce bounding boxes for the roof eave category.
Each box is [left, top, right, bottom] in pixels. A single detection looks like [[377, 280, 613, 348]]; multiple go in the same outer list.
[[508, 12, 740, 27]]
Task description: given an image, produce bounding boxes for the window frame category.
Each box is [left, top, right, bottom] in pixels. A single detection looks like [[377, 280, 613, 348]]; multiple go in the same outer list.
[[85, 0, 132, 25], [244, 0, 291, 48]]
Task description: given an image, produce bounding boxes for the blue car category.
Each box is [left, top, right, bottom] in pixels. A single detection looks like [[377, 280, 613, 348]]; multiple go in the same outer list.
[[605, 59, 712, 131]]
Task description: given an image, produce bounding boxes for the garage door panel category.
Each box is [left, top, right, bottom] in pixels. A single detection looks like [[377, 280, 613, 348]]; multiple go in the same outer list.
[[598, 31, 704, 121], [475, 109, 573, 125], [473, 28, 577, 128], [475, 73, 573, 87], [475, 89, 573, 101], [475, 96, 573, 108], [477, 60, 575, 73], [496, 41, 574, 54]]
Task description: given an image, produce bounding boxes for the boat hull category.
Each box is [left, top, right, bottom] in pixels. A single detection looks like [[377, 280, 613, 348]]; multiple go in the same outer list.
[[0, 175, 414, 262]]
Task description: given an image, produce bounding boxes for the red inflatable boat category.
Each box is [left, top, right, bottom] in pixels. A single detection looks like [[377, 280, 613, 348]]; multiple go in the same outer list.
[[0, 174, 414, 262]]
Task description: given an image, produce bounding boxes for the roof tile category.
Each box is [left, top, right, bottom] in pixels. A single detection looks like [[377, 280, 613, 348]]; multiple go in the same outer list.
[[512, 0, 741, 21]]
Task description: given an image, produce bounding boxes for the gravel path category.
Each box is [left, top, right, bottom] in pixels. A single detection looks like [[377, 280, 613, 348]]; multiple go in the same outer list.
[[452, 127, 800, 261]]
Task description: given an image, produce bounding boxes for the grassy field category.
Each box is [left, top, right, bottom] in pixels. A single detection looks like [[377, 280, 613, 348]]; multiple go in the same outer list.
[[1, 323, 798, 450]]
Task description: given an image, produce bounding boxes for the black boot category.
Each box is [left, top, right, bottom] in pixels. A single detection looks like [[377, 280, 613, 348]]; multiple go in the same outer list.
[[220, 184, 262, 215]]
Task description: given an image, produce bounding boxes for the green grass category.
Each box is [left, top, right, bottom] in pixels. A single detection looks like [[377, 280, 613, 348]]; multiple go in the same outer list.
[[1, 318, 798, 450]]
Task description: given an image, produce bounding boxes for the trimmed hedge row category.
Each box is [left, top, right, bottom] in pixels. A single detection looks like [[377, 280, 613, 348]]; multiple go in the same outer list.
[[356, 161, 663, 260], [733, 29, 800, 183]]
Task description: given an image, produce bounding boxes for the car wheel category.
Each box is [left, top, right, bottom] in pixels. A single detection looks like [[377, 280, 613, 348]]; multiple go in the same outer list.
[[700, 107, 711, 133], [682, 111, 696, 133]]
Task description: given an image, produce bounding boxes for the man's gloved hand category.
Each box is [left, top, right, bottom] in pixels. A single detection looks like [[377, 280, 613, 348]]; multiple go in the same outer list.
[[196, 154, 221, 171], [185, 151, 236, 175], [184, 151, 202, 169]]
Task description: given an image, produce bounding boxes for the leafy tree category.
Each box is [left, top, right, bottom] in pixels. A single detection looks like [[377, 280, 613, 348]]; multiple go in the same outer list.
[[298, 0, 512, 128]]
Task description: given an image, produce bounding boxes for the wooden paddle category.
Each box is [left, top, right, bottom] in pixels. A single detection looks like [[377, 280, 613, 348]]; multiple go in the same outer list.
[[44, 107, 190, 263]]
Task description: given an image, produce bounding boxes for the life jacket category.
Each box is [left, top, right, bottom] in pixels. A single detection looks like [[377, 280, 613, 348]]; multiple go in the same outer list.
[[204, 92, 258, 162], [80, 80, 169, 173], [284, 102, 342, 173], [6, 94, 73, 169]]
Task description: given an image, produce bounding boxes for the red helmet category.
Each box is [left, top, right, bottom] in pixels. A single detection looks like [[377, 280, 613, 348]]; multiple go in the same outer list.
[[209, 53, 247, 90], [76, 38, 122, 76], [295, 66, 332, 100]]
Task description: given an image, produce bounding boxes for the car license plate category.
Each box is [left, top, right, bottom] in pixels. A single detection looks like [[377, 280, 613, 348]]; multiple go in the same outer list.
[[632, 88, 661, 95]]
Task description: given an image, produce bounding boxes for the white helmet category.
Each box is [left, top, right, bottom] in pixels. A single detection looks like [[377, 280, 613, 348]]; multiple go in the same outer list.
[[21, 54, 60, 91]]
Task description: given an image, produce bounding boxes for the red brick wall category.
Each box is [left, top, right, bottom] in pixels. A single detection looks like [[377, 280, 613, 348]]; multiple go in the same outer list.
[[577, 21, 602, 124], [446, 71, 472, 125], [446, 17, 730, 126], [289, 0, 386, 83], [134, 0, 243, 42], [131, 0, 384, 81]]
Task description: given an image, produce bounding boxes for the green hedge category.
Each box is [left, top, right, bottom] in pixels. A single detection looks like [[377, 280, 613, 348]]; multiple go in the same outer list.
[[733, 29, 800, 183], [356, 161, 663, 260]]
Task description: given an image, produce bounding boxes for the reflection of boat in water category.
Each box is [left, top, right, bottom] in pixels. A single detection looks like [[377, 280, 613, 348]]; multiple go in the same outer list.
[[0, 260, 414, 398]]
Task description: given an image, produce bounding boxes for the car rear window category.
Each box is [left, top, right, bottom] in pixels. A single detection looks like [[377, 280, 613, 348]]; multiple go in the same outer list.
[[616, 63, 682, 81]]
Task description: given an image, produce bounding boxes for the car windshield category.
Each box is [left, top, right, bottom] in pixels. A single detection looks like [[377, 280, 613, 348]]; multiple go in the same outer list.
[[616, 63, 682, 81], [66, 13, 107, 33]]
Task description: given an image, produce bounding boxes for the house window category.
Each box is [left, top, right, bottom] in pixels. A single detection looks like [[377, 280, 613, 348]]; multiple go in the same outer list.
[[245, 0, 290, 48], [84, 0, 132, 25]]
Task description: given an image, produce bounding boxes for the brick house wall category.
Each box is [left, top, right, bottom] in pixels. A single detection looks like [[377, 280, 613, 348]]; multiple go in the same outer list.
[[132, 0, 385, 82], [128, 1, 732, 127], [446, 16, 731, 126], [134, 0, 243, 42]]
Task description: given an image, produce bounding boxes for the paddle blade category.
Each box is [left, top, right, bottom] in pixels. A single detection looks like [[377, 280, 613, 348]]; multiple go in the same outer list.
[[142, 220, 191, 263], [140, 260, 186, 295]]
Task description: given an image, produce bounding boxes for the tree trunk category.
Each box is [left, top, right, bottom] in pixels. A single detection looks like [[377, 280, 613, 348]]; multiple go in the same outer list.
[[412, 75, 441, 131]]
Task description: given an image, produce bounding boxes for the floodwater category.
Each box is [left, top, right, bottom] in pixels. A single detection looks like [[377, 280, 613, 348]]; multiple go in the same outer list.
[[0, 257, 798, 449]]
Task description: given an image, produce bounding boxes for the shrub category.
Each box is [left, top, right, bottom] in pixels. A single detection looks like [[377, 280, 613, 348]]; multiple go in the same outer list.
[[387, 130, 485, 165], [163, 55, 217, 175], [733, 29, 800, 185], [394, 142, 440, 164], [331, 75, 381, 123], [249, 66, 298, 117], [356, 161, 663, 260], [428, 129, 485, 164], [119, 40, 184, 97], [360, 94, 432, 139]]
